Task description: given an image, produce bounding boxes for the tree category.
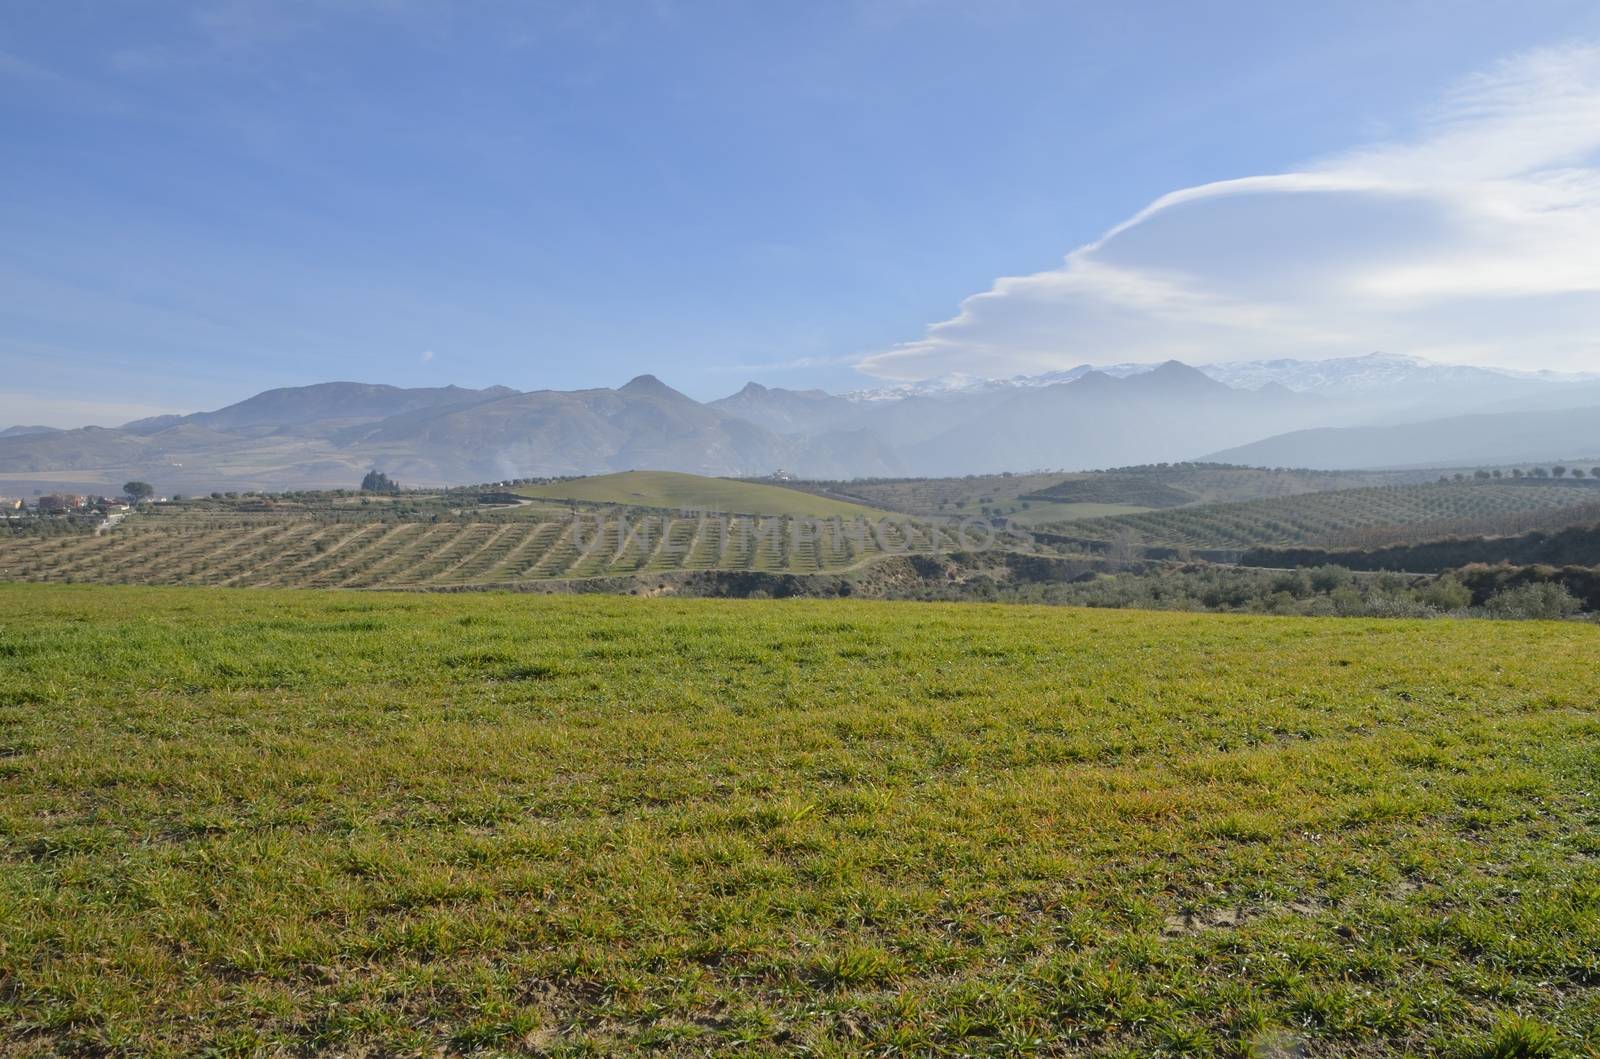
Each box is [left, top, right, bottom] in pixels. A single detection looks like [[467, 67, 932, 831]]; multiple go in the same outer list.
[[361, 470, 401, 494], [123, 481, 154, 501], [1553, 465, 1568, 478], [1107, 528, 1144, 569]]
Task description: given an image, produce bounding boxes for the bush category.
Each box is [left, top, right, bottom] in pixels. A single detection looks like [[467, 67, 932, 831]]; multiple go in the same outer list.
[[1419, 576, 1473, 612], [1484, 583, 1581, 621]]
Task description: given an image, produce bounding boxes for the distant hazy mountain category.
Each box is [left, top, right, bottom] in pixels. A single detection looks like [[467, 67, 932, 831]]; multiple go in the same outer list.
[[0, 376, 898, 491], [6, 354, 1600, 493], [713, 362, 1324, 474], [349, 375, 802, 481], [848, 352, 1596, 420], [123, 382, 517, 437], [842, 363, 1148, 402], [1195, 353, 1600, 422], [0, 425, 61, 439], [903, 362, 1319, 474], [708, 382, 863, 435], [1208, 405, 1600, 470], [1474, 381, 1600, 415], [1200, 352, 1544, 394]]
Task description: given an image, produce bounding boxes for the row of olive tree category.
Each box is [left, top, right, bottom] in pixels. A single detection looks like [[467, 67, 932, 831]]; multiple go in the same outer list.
[[1444, 466, 1597, 482]]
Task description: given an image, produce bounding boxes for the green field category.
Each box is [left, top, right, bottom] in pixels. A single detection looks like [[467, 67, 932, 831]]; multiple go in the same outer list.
[[2, 584, 1597, 1056], [514, 471, 886, 518]]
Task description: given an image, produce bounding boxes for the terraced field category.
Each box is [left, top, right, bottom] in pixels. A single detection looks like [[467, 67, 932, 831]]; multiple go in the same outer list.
[[790, 465, 1424, 519], [0, 512, 1006, 588], [514, 471, 886, 518], [1046, 481, 1600, 550]]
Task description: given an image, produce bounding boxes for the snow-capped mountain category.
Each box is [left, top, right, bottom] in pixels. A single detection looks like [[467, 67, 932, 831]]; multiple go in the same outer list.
[[847, 353, 1599, 404], [843, 363, 1148, 402], [1198, 352, 1598, 395]]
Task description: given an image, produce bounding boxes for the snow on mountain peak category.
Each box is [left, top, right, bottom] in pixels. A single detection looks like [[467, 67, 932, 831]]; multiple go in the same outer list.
[[845, 353, 1599, 403]]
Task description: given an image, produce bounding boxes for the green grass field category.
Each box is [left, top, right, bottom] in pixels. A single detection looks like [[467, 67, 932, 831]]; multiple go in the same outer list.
[[2, 584, 1597, 1056], [514, 472, 886, 518]]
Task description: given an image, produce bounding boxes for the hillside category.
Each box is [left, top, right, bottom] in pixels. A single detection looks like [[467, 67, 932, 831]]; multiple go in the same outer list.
[[1208, 405, 1600, 469], [0, 507, 1013, 589], [1044, 480, 1600, 551], [753, 471, 1071, 517], [1019, 464, 1417, 509], [3, 585, 1597, 1055], [0, 425, 60, 439], [786, 465, 1428, 525], [512, 471, 885, 518], [1242, 521, 1600, 573]]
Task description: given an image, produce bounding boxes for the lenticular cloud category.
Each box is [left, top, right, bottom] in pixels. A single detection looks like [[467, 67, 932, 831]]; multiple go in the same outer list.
[[860, 41, 1600, 380]]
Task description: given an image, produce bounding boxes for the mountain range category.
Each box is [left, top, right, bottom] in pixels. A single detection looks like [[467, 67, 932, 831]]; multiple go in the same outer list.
[[3, 353, 1598, 493]]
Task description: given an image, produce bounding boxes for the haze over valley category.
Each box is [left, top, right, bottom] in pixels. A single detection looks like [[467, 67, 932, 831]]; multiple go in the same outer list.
[[5, 352, 1599, 494]]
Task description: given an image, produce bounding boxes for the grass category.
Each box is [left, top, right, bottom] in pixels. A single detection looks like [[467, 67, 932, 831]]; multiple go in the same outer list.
[[513, 471, 887, 518], [1, 584, 1598, 1056]]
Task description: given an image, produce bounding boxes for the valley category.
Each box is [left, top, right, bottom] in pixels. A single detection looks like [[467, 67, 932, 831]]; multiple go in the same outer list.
[[7, 468, 1599, 621]]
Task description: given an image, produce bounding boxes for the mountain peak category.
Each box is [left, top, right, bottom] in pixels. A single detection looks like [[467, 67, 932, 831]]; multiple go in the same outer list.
[[618, 374, 688, 400], [1071, 369, 1118, 387], [1149, 359, 1209, 377], [1129, 360, 1230, 393], [736, 381, 769, 397]]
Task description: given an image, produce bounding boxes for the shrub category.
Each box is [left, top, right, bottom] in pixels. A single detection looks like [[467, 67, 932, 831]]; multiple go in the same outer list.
[[1419, 576, 1473, 612], [1484, 583, 1581, 621]]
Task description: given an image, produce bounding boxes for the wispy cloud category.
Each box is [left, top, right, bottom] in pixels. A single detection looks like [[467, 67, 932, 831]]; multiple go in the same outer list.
[[860, 41, 1600, 380], [709, 353, 864, 374], [0, 49, 62, 82]]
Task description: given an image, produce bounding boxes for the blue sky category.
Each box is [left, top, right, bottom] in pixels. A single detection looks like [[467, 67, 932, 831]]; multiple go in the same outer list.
[[5, 1, 1600, 425]]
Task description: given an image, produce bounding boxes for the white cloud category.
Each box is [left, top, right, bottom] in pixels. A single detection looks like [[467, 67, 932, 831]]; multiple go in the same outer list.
[[860, 41, 1600, 380], [420, 349, 435, 363]]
